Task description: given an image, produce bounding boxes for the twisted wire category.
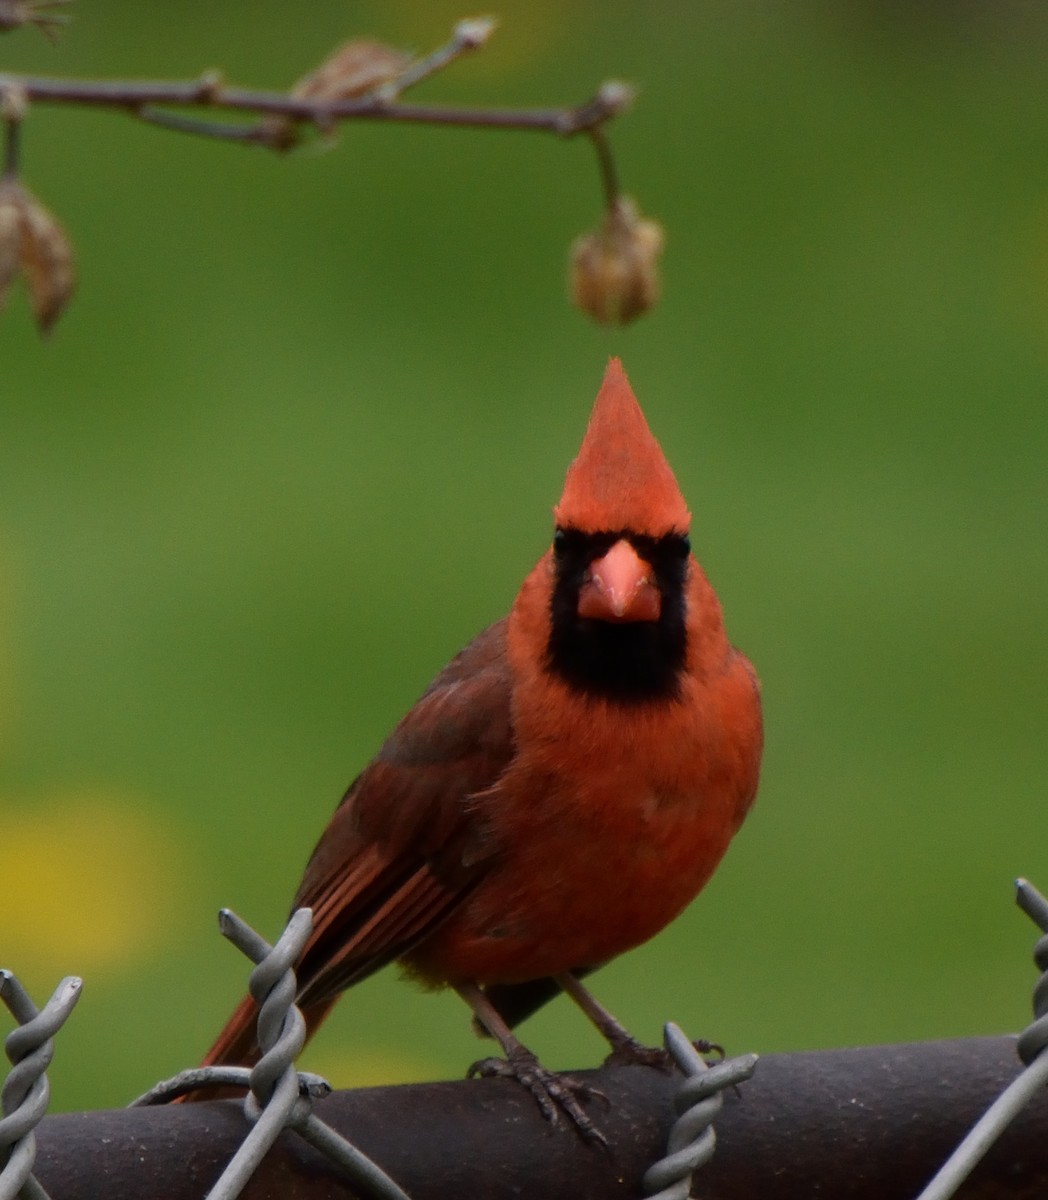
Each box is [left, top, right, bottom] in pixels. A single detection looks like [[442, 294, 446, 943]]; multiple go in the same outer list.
[[0, 971, 82, 1200], [914, 877, 1048, 1200], [203, 908, 410, 1200], [1015, 878, 1048, 1066], [642, 1022, 758, 1200], [204, 907, 314, 1200], [220, 906, 312, 1110]]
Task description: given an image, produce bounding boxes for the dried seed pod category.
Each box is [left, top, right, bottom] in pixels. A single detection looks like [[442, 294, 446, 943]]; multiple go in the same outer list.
[[0, 182, 20, 295], [0, 177, 76, 333], [570, 196, 664, 325]]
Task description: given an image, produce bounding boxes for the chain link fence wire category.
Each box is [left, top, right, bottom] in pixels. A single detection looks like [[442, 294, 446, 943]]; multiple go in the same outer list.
[[0, 971, 81, 1200], [642, 1025, 757, 1199], [133, 906, 411, 1200], [913, 877, 1048, 1200]]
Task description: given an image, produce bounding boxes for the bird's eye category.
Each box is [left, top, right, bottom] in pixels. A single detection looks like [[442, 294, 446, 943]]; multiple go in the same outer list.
[[553, 528, 567, 557], [678, 535, 692, 557]]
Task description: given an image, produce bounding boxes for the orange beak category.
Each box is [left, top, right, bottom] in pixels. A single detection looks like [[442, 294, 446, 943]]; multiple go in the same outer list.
[[576, 539, 661, 623]]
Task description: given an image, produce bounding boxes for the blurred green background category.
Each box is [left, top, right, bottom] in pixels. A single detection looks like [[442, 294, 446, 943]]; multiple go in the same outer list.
[[2, 1, 1047, 1113]]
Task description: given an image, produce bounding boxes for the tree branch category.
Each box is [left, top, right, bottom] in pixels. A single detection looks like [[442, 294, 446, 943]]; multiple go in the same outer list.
[[0, 15, 659, 331]]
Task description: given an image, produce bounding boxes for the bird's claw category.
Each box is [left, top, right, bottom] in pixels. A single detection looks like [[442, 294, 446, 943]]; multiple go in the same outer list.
[[468, 1051, 608, 1145], [694, 1037, 725, 1060], [602, 1038, 674, 1072], [602, 1034, 724, 1072]]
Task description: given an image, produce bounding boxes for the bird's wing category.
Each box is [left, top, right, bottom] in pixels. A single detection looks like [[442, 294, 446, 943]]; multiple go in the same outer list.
[[289, 618, 515, 1010], [200, 620, 516, 1072]]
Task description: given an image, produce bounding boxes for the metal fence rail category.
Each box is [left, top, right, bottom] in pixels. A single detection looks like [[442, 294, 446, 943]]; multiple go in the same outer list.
[[18, 1035, 1048, 1200]]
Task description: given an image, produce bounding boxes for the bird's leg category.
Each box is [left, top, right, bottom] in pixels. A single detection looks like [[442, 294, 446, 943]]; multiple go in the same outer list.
[[456, 982, 607, 1146], [553, 971, 681, 1071]]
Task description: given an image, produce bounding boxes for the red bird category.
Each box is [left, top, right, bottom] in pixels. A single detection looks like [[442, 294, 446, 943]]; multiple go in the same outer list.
[[197, 359, 763, 1138]]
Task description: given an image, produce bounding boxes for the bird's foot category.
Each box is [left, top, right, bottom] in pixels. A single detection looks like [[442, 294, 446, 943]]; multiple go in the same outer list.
[[602, 1035, 673, 1071], [602, 1033, 723, 1072], [468, 1049, 608, 1146]]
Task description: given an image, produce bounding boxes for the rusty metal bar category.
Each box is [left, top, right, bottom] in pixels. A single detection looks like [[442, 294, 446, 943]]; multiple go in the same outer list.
[[25, 1035, 1048, 1199]]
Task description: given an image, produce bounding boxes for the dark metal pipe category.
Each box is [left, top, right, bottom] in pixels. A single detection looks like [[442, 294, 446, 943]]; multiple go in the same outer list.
[[31, 1036, 1048, 1199]]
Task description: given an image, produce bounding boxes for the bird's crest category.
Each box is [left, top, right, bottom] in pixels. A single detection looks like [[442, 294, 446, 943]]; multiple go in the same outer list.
[[554, 359, 690, 535]]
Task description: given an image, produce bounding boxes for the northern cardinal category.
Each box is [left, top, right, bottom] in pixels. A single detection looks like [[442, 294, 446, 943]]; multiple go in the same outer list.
[[195, 359, 763, 1140]]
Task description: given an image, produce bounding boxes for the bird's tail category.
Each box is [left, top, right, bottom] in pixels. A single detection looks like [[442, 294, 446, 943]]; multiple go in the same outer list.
[[201, 994, 260, 1070]]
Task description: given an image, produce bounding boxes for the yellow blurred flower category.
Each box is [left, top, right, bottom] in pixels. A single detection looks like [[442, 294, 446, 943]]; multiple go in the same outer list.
[[0, 792, 185, 978]]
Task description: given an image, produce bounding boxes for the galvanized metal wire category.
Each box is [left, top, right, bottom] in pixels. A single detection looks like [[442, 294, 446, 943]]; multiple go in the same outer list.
[[1015, 878, 1048, 1067], [642, 1022, 758, 1200], [201, 906, 315, 1200], [208, 908, 411, 1200], [913, 877, 1048, 1200], [0, 971, 82, 1200], [132, 907, 411, 1200]]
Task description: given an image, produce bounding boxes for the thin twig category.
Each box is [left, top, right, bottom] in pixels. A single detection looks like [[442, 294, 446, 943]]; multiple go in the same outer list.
[[0, 73, 633, 140], [136, 108, 270, 145], [2, 115, 17, 177], [379, 16, 497, 100], [589, 128, 620, 210], [1, 79, 27, 178]]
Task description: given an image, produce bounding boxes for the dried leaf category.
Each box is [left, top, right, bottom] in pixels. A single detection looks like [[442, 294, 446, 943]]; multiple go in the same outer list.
[[291, 39, 413, 103], [570, 196, 664, 326], [259, 38, 414, 153], [0, 0, 72, 43]]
